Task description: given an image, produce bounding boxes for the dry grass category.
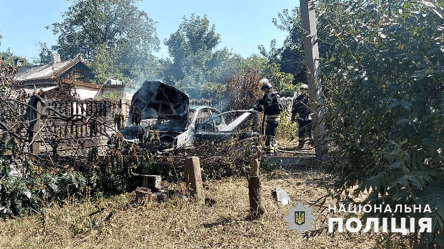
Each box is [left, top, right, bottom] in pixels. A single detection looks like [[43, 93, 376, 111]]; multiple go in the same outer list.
[[0, 170, 377, 249]]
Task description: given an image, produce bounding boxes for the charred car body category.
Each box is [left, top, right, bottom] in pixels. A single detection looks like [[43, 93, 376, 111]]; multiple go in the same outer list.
[[120, 81, 257, 150]]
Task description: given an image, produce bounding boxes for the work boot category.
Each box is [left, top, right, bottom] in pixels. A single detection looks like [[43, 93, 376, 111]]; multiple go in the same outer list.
[[307, 139, 314, 147], [297, 141, 305, 149]]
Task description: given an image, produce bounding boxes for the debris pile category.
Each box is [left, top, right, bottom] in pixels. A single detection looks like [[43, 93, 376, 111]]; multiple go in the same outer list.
[[131, 174, 188, 205]]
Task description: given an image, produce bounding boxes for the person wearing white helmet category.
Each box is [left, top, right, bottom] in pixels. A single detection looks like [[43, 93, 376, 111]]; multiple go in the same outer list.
[[291, 84, 312, 149], [251, 78, 283, 154]]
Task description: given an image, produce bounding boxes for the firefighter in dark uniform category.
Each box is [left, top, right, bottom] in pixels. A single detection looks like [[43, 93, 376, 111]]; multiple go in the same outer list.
[[251, 78, 282, 154], [291, 84, 312, 149]]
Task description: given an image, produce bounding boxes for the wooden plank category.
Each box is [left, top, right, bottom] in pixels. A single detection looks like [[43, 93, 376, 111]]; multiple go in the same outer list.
[[268, 156, 314, 167], [31, 100, 42, 154]]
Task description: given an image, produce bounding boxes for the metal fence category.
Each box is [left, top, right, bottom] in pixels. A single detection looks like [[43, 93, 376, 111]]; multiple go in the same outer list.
[[189, 99, 229, 112], [190, 97, 295, 113]]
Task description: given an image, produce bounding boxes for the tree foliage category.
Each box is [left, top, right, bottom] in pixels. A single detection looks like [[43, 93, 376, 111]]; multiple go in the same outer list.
[[0, 48, 31, 66], [47, 0, 160, 84], [259, 7, 307, 86], [33, 42, 53, 65], [160, 14, 241, 98], [317, 0, 444, 245]]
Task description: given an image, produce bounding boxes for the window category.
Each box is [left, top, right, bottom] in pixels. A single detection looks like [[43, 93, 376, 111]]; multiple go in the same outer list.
[[196, 109, 214, 131]]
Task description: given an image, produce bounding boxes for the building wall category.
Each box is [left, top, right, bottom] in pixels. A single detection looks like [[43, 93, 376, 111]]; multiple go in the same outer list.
[[75, 86, 99, 100], [60, 62, 93, 83]]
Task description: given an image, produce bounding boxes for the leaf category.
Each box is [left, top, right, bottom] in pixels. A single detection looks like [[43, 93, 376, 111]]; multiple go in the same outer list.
[[388, 161, 401, 169], [365, 171, 387, 189], [388, 100, 400, 109], [427, 48, 439, 55], [424, 181, 444, 206], [406, 170, 435, 190], [399, 139, 408, 145], [396, 118, 409, 125], [400, 100, 411, 110]]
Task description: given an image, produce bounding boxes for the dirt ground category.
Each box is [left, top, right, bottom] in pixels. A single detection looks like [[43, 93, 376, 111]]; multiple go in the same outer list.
[[0, 169, 378, 249]]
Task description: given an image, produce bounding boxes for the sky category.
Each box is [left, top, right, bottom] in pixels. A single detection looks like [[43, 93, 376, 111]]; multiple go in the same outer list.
[[0, 0, 298, 63]]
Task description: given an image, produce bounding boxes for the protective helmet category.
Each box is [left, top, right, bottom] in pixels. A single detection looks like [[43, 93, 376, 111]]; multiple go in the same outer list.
[[300, 84, 309, 90], [260, 78, 272, 90]]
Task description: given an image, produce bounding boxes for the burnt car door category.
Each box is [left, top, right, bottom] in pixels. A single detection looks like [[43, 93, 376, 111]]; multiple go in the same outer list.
[[195, 108, 217, 131], [176, 107, 218, 148], [194, 108, 224, 141], [194, 110, 258, 142]]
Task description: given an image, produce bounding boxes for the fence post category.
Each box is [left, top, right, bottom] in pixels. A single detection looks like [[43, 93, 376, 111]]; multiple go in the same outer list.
[[184, 157, 204, 199], [120, 99, 127, 118], [31, 100, 42, 154]]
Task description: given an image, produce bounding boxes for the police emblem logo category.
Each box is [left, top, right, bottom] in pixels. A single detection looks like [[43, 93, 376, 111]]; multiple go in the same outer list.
[[284, 202, 315, 235], [294, 211, 305, 226]]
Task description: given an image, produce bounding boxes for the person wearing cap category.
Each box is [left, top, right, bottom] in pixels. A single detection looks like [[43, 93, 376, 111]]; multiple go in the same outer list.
[[291, 84, 312, 149], [251, 78, 283, 154]]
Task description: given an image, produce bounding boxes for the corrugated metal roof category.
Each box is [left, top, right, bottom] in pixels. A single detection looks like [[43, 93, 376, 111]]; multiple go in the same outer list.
[[22, 86, 59, 95], [14, 57, 79, 82]]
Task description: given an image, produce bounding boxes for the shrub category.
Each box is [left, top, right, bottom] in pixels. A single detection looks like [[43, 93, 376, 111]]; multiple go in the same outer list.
[[225, 67, 263, 110], [317, 0, 444, 245]]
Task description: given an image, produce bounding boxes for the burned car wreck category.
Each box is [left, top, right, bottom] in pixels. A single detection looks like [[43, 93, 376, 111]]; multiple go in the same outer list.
[[120, 81, 257, 150]]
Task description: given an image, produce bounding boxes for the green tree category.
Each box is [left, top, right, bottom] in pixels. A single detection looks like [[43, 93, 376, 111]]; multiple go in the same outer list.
[[48, 0, 160, 84], [0, 31, 30, 66], [87, 43, 127, 84], [160, 14, 240, 97], [34, 42, 53, 65], [317, 0, 444, 246], [0, 48, 31, 66], [259, 7, 307, 85]]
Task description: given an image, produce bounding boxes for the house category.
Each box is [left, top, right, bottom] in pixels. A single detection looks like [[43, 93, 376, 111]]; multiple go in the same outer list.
[[13, 54, 125, 99]]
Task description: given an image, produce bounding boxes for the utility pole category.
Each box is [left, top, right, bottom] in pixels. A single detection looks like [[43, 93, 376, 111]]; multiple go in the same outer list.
[[300, 0, 327, 160]]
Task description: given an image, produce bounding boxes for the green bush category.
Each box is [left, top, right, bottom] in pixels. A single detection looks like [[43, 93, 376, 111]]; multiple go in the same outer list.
[[260, 158, 282, 173], [0, 147, 144, 219], [317, 0, 444, 245], [276, 111, 298, 141]]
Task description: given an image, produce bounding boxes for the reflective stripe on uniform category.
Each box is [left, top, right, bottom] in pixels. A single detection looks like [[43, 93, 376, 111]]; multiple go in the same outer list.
[[266, 114, 280, 122], [297, 117, 310, 122]]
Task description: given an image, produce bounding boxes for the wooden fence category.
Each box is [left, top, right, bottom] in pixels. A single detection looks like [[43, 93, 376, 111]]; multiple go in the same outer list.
[[28, 97, 128, 156], [26, 96, 293, 156]]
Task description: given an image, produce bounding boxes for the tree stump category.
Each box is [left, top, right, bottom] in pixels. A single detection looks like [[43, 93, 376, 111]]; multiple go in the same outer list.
[[250, 156, 260, 177], [249, 151, 264, 219], [249, 176, 265, 219]]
